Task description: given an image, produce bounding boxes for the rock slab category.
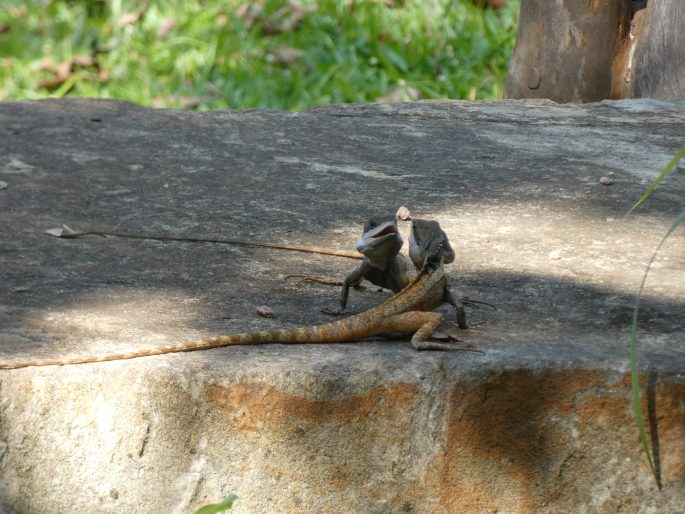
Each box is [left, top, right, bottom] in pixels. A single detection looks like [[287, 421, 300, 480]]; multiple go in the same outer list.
[[0, 99, 684, 513]]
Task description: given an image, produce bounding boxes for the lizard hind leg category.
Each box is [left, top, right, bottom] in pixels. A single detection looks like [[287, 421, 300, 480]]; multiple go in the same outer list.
[[405, 311, 476, 352], [370, 311, 445, 348], [380, 310, 453, 351]]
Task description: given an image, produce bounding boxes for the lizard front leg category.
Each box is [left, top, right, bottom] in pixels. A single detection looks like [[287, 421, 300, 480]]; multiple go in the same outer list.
[[443, 286, 468, 329], [444, 287, 496, 329], [321, 263, 365, 315]]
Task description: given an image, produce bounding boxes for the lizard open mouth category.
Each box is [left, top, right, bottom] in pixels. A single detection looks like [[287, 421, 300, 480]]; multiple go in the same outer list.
[[371, 224, 399, 239], [356, 220, 402, 255]]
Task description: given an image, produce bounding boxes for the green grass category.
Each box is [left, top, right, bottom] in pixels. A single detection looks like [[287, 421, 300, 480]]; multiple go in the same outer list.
[[195, 493, 238, 514], [0, 0, 519, 110], [628, 145, 685, 488]]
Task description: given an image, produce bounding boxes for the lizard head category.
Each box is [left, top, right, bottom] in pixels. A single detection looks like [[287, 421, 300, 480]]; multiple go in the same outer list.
[[408, 219, 455, 271], [355, 215, 403, 268]]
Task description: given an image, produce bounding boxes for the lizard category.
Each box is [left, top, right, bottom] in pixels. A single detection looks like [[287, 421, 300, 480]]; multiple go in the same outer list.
[[326, 214, 476, 330], [407, 218, 471, 329], [0, 219, 462, 369], [322, 213, 418, 315]]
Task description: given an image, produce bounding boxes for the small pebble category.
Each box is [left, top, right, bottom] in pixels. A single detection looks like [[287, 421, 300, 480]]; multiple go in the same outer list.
[[257, 305, 275, 318]]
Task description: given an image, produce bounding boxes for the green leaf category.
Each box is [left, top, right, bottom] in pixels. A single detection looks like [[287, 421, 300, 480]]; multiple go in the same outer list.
[[628, 144, 685, 215], [381, 46, 409, 74], [195, 493, 238, 514], [630, 206, 685, 488]]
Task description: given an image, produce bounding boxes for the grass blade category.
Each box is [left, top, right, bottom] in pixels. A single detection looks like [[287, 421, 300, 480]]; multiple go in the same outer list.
[[630, 206, 685, 487], [628, 145, 685, 215], [195, 493, 238, 514]]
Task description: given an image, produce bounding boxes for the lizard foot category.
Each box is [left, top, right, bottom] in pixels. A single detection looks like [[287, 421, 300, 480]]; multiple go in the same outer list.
[[412, 339, 484, 353], [458, 320, 486, 330], [320, 307, 345, 316], [412, 331, 484, 353]]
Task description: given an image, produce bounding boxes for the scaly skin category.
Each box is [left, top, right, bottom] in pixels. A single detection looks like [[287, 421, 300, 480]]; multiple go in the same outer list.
[[0, 220, 454, 369], [333, 214, 417, 314], [339, 215, 468, 328], [408, 219, 468, 328]]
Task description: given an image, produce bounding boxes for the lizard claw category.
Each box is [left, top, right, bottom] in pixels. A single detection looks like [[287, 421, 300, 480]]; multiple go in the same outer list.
[[412, 331, 484, 353], [456, 320, 486, 330], [461, 297, 496, 310], [412, 339, 484, 353]]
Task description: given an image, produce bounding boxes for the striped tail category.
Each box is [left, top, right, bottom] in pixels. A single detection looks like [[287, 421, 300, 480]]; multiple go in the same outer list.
[[0, 313, 385, 368], [0, 267, 444, 369]]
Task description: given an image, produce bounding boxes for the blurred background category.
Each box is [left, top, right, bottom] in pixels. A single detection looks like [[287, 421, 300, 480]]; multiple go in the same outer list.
[[0, 0, 519, 110]]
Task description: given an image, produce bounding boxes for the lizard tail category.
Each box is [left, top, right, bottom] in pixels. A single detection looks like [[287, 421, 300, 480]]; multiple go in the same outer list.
[[0, 318, 379, 369], [0, 270, 442, 369]]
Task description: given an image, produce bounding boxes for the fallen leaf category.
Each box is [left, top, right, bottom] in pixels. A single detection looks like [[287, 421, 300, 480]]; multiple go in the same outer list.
[[268, 46, 303, 65], [262, 0, 316, 35], [157, 17, 177, 38], [0, 23, 9, 34], [37, 55, 99, 89], [55, 59, 72, 79], [72, 55, 96, 67], [119, 12, 137, 25], [236, 4, 263, 29], [119, 11, 142, 26], [119, 0, 148, 26]]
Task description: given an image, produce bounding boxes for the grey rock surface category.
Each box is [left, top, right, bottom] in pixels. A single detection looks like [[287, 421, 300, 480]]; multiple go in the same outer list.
[[0, 99, 683, 513]]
